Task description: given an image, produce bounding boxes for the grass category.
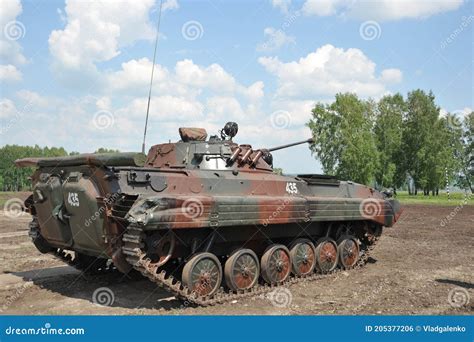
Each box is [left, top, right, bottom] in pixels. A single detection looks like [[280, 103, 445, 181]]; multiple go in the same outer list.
[[395, 191, 473, 206]]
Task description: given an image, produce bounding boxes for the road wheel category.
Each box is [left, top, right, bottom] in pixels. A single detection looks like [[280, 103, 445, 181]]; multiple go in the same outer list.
[[337, 236, 360, 269], [182, 252, 222, 297], [314, 237, 338, 273], [261, 244, 291, 284], [224, 249, 260, 291], [289, 239, 316, 276]]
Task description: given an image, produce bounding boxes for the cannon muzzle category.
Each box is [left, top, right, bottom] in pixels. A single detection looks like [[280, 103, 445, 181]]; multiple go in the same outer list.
[[267, 138, 314, 152]]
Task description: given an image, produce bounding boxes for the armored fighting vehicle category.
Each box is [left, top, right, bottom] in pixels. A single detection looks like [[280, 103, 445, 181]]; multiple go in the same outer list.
[[16, 122, 402, 305]]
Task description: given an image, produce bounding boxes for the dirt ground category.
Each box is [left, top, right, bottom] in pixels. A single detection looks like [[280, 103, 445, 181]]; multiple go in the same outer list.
[[0, 199, 472, 315]]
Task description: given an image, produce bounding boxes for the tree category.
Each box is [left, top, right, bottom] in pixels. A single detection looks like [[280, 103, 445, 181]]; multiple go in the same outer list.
[[400, 90, 440, 195], [459, 112, 474, 192], [0, 145, 67, 191], [94, 148, 120, 154], [273, 167, 283, 175], [307, 93, 379, 185], [373, 94, 405, 189], [426, 116, 463, 195]]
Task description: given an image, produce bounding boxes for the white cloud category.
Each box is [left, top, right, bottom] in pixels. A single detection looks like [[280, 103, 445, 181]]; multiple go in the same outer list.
[[257, 27, 296, 52], [16, 90, 50, 107], [301, 0, 464, 21], [259, 44, 402, 99], [440, 107, 472, 121], [206, 96, 245, 121], [162, 0, 179, 12], [175, 59, 237, 93], [95, 97, 111, 111], [49, 0, 156, 70], [0, 0, 26, 71], [452, 107, 472, 117], [117, 95, 204, 122], [381, 69, 403, 83], [271, 0, 291, 14], [0, 64, 21, 82], [242, 81, 265, 102], [106, 58, 187, 96], [0, 98, 17, 118], [302, 0, 343, 16], [348, 0, 464, 21], [106, 58, 264, 101], [270, 99, 317, 126]]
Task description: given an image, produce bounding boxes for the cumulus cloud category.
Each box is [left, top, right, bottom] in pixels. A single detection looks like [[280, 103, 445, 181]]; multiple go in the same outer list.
[[0, 0, 26, 80], [117, 95, 204, 122], [106, 58, 264, 101], [271, 0, 292, 14], [258, 44, 402, 99], [162, 0, 179, 12], [257, 27, 296, 52], [105, 58, 186, 96], [302, 0, 342, 17], [16, 90, 50, 107], [48, 0, 156, 70], [270, 99, 317, 126], [441, 107, 473, 118], [206, 96, 245, 121], [0, 98, 18, 118], [301, 0, 464, 21], [175, 59, 238, 93], [0, 64, 21, 82], [381, 69, 403, 83]]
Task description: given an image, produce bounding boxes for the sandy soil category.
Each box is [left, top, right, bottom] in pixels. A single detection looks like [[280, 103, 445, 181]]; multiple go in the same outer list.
[[0, 203, 472, 315]]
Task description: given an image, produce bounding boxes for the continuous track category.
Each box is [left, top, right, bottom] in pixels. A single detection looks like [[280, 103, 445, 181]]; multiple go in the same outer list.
[[122, 222, 378, 306]]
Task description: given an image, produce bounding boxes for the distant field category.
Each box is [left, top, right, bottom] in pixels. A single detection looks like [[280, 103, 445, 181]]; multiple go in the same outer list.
[[0, 191, 31, 207], [1, 190, 473, 208], [396, 191, 473, 206]]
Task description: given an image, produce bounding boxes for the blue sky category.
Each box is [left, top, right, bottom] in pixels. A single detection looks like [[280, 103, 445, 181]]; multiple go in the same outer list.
[[0, 0, 472, 173]]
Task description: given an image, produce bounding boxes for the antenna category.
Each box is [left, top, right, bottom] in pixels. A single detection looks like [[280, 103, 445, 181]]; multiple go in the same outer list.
[[142, 0, 164, 154]]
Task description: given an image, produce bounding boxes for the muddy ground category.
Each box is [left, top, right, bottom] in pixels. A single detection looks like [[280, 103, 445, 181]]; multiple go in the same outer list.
[[0, 199, 472, 315]]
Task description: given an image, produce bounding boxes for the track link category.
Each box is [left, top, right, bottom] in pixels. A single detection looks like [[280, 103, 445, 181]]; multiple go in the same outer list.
[[122, 223, 378, 306]]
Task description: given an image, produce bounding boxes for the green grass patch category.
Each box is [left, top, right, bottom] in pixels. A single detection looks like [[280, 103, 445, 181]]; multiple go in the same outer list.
[[395, 191, 473, 206]]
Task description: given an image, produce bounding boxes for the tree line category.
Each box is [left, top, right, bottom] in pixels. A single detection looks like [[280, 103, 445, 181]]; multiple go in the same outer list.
[[308, 90, 473, 195], [0, 146, 119, 191]]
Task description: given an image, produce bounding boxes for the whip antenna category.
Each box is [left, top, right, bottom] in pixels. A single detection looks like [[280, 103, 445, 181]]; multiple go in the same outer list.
[[142, 0, 163, 154]]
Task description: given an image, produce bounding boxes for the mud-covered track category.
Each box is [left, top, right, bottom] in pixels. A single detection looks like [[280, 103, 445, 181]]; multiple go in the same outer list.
[[122, 223, 377, 306]]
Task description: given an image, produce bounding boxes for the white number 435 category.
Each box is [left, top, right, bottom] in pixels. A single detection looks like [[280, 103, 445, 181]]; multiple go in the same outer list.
[[286, 182, 298, 194], [68, 192, 80, 207]]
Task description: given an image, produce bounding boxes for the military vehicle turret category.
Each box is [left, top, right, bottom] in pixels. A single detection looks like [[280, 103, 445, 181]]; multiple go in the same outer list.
[[16, 122, 402, 305]]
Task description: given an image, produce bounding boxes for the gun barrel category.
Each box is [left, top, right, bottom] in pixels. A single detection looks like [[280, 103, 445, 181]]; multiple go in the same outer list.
[[267, 138, 314, 152]]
